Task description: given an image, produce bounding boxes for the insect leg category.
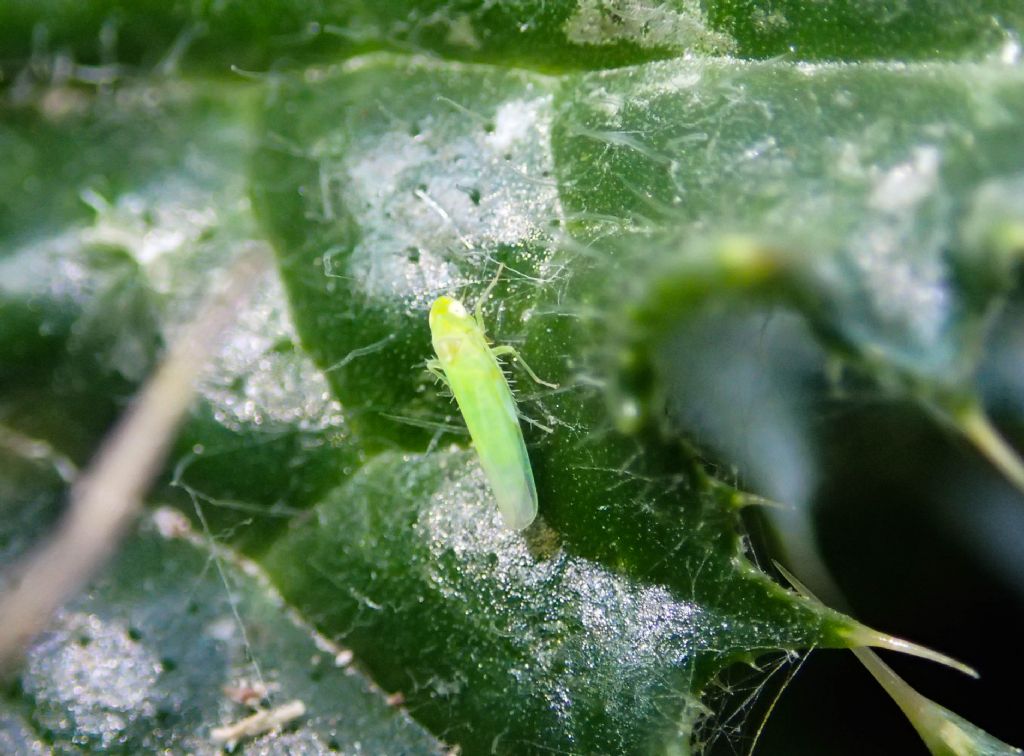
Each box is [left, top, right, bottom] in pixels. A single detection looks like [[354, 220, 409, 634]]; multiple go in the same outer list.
[[425, 358, 451, 387], [519, 412, 554, 434], [490, 345, 558, 389], [472, 263, 505, 332]]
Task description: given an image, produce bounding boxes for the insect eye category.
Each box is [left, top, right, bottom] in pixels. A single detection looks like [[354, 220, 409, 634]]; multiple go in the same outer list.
[[448, 300, 468, 318]]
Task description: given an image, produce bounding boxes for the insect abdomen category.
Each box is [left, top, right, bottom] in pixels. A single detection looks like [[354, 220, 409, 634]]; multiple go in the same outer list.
[[446, 348, 538, 530]]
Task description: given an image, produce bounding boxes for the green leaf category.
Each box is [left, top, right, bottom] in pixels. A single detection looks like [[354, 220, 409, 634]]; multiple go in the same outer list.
[[0, 0, 729, 77], [253, 57, 563, 448], [3, 4, 1024, 754], [553, 59, 1024, 465], [252, 53, 979, 753], [263, 449, 858, 753], [3, 0, 1020, 82], [708, 1, 1024, 61], [0, 444, 68, 577], [0, 81, 353, 550], [3, 511, 443, 753]]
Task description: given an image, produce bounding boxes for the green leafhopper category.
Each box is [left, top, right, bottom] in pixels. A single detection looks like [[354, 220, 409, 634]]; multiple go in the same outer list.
[[427, 287, 553, 530]]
